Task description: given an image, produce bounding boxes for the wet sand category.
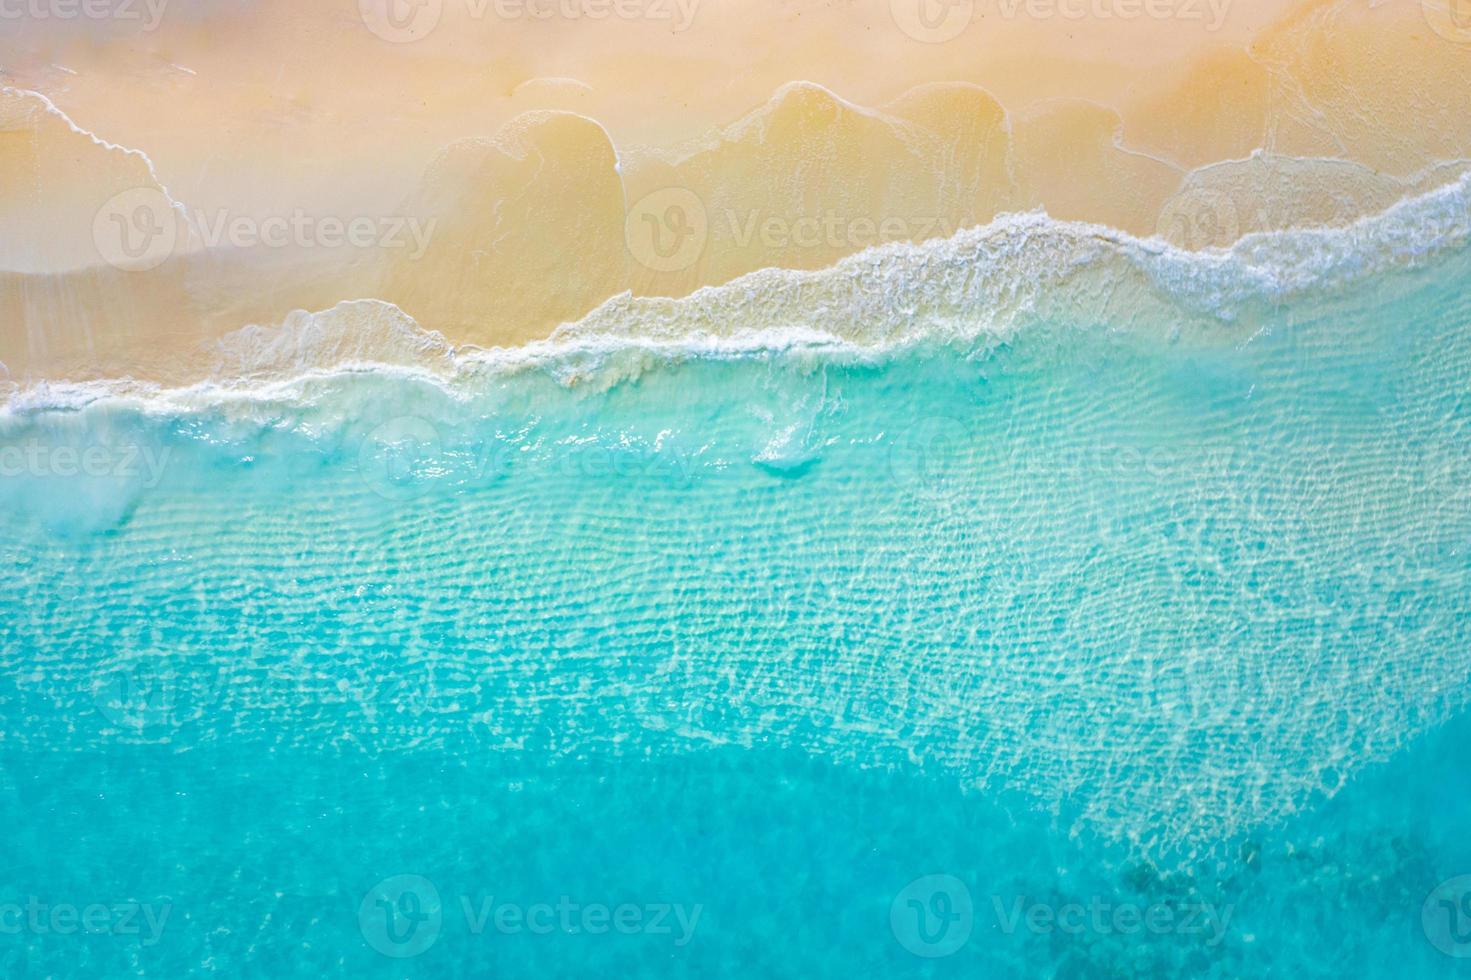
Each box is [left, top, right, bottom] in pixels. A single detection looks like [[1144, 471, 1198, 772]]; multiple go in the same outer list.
[[1, 0, 1469, 384]]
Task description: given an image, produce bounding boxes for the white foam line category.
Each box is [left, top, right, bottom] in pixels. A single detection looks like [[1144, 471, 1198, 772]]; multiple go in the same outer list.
[[0, 86, 191, 220], [0, 324, 895, 421], [1, 165, 1467, 416]]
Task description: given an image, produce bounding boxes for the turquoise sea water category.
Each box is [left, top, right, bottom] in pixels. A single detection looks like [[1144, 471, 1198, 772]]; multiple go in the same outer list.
[[3, 237, 1471, 976]]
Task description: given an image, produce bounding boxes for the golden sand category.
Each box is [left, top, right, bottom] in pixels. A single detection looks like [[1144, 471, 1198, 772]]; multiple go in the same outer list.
[[1, 0, 1469, 384]]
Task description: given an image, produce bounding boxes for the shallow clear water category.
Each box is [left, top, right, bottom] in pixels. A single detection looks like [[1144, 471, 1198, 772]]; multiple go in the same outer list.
[[3, 250, 1471, 976]]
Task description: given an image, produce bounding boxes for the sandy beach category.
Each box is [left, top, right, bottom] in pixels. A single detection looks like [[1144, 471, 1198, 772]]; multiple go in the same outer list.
[[1, 0, 1469, 384]]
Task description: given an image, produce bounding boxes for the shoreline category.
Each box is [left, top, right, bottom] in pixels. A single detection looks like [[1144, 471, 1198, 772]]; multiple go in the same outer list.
[[2, 0, 1470, 385], [3, 167, 1469, 405]]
